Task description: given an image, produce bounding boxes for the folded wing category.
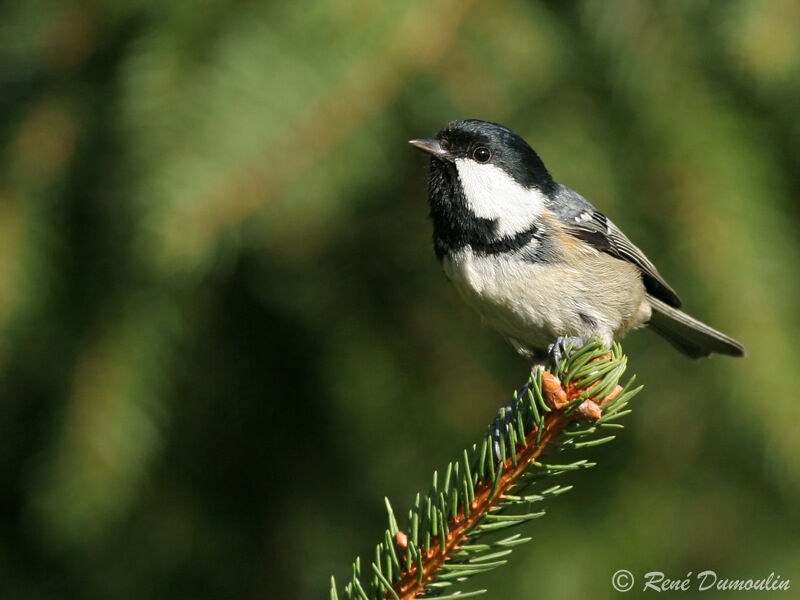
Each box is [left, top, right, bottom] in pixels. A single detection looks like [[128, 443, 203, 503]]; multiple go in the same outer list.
[[549, 185, 682, 308]]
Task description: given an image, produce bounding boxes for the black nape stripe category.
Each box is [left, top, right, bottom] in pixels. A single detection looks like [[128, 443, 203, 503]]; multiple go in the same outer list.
[[475, 226, 540, 255]]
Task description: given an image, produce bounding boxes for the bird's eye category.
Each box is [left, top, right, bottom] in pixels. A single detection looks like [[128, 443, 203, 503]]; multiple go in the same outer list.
[[473, 147, 491, 163]]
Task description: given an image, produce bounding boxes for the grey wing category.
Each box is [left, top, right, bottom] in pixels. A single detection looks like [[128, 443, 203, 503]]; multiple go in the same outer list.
[[548, 184, 682, 308]]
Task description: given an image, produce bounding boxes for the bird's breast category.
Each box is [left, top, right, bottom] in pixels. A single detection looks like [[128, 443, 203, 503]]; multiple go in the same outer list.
[[442, 248, 561, 345], [441, 246, 649, 352]]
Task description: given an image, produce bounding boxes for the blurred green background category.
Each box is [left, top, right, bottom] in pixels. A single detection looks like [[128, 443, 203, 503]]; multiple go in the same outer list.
[[1, 1, 799, 598]]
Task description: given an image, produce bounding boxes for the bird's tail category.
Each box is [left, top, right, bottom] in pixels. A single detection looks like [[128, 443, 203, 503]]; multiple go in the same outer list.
[[647, 295, 745, 358]]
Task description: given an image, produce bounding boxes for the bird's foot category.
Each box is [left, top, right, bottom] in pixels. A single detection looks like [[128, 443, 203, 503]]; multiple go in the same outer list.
[[546, 336, 589, 369], [490, 385, 528, 461], [491, 404, 511, 462]]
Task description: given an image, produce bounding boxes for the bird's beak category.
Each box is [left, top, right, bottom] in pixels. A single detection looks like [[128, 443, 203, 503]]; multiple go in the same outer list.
[[408, 138, 450, 160]]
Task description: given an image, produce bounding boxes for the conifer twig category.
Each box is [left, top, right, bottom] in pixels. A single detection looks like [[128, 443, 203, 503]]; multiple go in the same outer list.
[[331, 341, 641, 600]]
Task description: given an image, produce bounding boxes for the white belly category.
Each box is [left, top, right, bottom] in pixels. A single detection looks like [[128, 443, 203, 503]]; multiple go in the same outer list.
[[442, 247, 649, 354]]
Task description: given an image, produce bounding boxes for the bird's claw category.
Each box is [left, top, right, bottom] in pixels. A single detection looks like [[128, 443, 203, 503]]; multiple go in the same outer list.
[[546, 336, 589, 368], [491, 405, 510, 461], [491, 383, 525, 460], [492, 337, 587, 461]]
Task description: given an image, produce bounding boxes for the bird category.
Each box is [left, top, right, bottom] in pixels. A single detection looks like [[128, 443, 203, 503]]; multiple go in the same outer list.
[[409, 119, 745, 364]]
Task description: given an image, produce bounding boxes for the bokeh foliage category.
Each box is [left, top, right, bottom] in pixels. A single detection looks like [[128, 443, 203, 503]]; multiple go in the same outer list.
[[1, 1, 799, 598]]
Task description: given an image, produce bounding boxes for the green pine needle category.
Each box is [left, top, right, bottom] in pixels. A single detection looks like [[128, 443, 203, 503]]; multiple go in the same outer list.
[[331, 340, 641, 599]]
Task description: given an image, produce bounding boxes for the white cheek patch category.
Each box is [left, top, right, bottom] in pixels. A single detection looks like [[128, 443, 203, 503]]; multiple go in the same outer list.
[[455, 158, 546, 238]]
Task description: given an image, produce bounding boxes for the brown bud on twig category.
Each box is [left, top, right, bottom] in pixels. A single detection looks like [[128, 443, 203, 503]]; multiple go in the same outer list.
[[395, 531, 408, 549], [541, 372, 568, 409], [576, 399, 602, 420], [575, 383, 623, 420], [599, 384, 623, 406]]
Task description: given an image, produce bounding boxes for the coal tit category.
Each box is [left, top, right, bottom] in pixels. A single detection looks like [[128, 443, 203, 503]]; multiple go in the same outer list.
[[410, 119, 744, 361]]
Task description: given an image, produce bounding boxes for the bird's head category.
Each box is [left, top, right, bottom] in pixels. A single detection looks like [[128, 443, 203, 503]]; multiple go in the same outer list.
[[410, 119, 555, 237]]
